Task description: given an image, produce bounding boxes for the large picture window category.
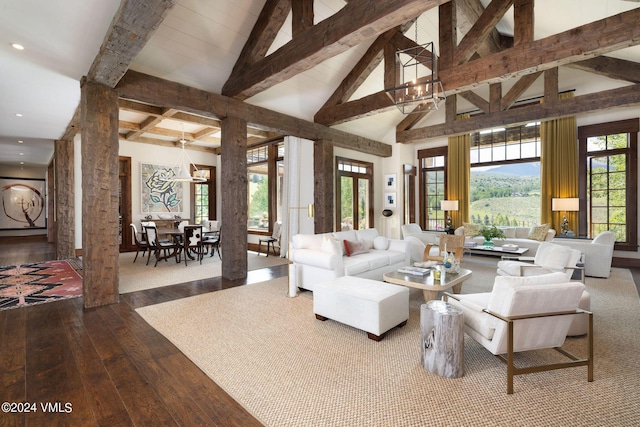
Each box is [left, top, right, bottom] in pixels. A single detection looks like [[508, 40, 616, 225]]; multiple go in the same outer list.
[[336, 157, 373, 231], [579, 119, 638, 250], [247, 142, 284, 233], [469, 123, 541, 227]]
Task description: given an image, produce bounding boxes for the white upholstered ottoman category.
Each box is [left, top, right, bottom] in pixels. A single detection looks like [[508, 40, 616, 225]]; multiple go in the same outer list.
[[313, 276, 410, 341]]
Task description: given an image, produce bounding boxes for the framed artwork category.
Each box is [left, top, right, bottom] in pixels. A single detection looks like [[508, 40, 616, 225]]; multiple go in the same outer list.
[[384, 192, 397, 209], [0, 177, 46, 230], [384, 173, 397, 191], [140, 163, 183, 214]]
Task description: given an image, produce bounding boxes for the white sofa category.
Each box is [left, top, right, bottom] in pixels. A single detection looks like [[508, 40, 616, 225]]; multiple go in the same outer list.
[[289, 228, 410, 291], [552, 231, 615, 278], [455, 225, 556, 256]]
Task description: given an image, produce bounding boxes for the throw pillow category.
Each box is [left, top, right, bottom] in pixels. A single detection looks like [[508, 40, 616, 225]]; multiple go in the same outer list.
[[528, 223, 550, 241], [373, 236, 389, 250], [343, 239, 369, 257], [501, 227, 516, 238], [321, 236, 342, 255], [463, 222, 483, 237]]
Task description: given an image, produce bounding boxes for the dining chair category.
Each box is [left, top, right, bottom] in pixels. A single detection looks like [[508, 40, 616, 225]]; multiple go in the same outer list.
[[258, 221, 282, 256], [129, 223, 149, 263], [183, 225, 206, 266], [143, 225, 181, 267], [203, 229, 222, 259]]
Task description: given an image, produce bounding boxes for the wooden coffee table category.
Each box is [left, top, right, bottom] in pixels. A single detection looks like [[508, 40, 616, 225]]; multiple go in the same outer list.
[[383, 268, 472, 302]]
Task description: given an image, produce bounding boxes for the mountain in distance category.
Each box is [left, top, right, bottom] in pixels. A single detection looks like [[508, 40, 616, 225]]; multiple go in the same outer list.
[[478, 163, 541, 176]]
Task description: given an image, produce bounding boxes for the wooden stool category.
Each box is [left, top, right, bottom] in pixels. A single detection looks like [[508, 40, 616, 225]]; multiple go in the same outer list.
[[420, 300, 464, 378]]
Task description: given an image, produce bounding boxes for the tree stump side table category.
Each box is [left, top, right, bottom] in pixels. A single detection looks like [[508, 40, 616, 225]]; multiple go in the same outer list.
[[420, 300, 464, 378]]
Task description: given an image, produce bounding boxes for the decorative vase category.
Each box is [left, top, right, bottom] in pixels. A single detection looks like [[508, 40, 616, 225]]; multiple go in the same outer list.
[[483, 239, 494, 247], [442, 252, 460, 274]]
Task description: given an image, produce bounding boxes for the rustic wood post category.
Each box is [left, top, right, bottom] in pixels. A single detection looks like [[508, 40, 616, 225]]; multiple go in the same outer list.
[[54, 139, 75, 260], [313, 141, 334, 234], [420, 300, 464, 378], [221, 116, 248, 280], [81, 78, 120, 308]]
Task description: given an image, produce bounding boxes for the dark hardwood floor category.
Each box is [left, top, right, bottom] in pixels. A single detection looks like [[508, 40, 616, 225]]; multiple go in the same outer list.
[[1, 237, 638, 426], [0, 236, 287, 426]]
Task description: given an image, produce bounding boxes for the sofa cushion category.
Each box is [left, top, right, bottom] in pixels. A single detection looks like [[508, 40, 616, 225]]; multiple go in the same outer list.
[[529, 224, 551, 241], [332, 230, 357, 242], [344, 239, 369, 257], [500, 227, 516, 238], [386, 250, 406, 265], [321, 236, 342, 255], [373, 236, 390, 250], [293, 233, 324, 249], [355, 228, 379, 248], [463, 222, 483, 237]]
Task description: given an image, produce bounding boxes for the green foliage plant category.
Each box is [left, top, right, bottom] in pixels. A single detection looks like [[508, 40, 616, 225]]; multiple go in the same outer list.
[[478, 225, 506, 241]]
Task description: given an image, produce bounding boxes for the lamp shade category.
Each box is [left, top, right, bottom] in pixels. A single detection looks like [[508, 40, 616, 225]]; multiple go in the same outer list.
[[440, 200, 459, 211], [552, 198, 580, 212]]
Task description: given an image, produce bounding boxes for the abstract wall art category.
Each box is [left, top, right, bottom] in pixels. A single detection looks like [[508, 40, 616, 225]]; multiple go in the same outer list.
[[0, 177, 46, 230]]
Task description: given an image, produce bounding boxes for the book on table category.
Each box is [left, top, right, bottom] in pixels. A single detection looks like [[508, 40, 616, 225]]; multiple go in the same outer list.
[[398, 266, 431, 276]]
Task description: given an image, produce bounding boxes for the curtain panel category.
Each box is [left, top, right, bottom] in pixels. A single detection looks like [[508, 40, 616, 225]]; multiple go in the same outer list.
[[540, 93, 578, 233], [447, 114, 471, 229]]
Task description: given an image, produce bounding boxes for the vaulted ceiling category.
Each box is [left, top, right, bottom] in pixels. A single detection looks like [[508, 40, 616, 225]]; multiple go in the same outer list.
[[1, 0, 639, 166]]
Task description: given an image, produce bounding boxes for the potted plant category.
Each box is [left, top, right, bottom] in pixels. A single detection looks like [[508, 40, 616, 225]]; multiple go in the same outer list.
[[477, 226, 506, 247]]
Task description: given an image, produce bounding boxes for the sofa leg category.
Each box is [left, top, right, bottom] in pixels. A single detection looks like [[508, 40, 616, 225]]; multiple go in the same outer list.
[[397, 320, 408, 328], [367, 332, 384, 341], [315, 314, 328, 321]]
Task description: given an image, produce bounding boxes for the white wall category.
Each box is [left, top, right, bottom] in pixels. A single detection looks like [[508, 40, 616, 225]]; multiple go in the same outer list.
[[73, 138, 218, 250], [0, 164, 49, 237]]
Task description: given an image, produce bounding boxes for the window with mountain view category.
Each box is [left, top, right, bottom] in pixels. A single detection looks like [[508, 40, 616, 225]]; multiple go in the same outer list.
[[579, 119, 638, 250], [469, 123, 541, 227]]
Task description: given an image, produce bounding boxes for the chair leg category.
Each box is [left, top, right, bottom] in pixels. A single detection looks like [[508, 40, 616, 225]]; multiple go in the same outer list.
[[133, 248, 139, 263]]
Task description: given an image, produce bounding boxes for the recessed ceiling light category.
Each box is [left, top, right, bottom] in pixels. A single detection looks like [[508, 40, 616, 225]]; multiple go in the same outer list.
[[11, 43, 25, 50], [19, 153, 24, 156], [18, 140, 24, 143], [15, 113, 23, 117], [20, 162, 24, 165]]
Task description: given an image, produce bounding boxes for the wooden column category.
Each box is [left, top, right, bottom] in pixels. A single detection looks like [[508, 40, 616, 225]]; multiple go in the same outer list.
[[313, 141, 334, 234], [81, 79, 120, 308], [54, 139, 75, 259], [47, 162, 55, 243], [221, 116, 248, 280]]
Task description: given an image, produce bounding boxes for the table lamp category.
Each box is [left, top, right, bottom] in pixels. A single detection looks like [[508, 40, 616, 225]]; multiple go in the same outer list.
[[440, 200, 459, 233], [552, 198, 580, 235]]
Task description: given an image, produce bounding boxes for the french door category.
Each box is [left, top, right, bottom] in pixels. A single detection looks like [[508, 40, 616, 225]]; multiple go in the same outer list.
[[336, 157, 373, 231]]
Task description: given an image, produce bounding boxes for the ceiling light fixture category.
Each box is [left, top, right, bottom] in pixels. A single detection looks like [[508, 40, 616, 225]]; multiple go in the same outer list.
[[385, 20, 445, 114], [11, 43, 24, 50], [160, 124, 207, 183], [18, 140, 24, 143], [15, 113, 23, 117]]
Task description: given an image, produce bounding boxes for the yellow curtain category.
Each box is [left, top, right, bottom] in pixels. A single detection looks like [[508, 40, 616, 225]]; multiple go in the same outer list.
[[447, 114, 471, 229], [540, 93, 578, 233]]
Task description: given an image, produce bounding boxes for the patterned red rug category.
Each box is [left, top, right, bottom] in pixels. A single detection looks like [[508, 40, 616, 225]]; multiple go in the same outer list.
[[0, 260, 83, 311]]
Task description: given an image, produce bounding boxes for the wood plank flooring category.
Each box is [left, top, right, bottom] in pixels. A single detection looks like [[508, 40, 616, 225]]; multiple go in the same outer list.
[[1, 236, 638, 426], [0, 236, 286, 426]]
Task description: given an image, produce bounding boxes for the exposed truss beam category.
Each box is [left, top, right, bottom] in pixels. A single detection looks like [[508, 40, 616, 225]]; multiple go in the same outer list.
[[222, 0, 451, 100], [439, 9, 640, 94], [565, 57, 640, 84], [87, 0, 178, 88], [118, 71, 392, 157], [398, 83, 640, 142], [455, 0, 513, 65]]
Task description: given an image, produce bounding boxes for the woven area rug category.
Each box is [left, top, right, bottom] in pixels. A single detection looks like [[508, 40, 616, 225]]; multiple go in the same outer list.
[[137, 258, 640, 426], [0, 260, 82, 311], [119, 251, 289, 293]]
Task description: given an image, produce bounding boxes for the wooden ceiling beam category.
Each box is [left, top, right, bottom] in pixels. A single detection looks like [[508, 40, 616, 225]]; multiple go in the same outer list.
[[125, 107, 178, 140], [119, 133, 217, 152], [292, 0, 314, 38], [118, 99, 165, 116], [459, 91, 490, 113], [398, 83, 640, 142], [565, 57, 640, 84], [500, 71, 542, 110], [456, 0, 511, 56], [439, 9, 640, 94], [117, 70, 392, 157], [455, 0, 513, 65], [230, 0, 291, 76], [222, 0, 451, 100], [87, 0, 178, 88]]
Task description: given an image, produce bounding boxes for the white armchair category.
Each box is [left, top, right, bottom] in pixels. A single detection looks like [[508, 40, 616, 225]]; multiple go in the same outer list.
[[553, 231, 615, 278], [401, 223, 439, 245], [496, 241, 583, 281], [445, 273, 593, 394]]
